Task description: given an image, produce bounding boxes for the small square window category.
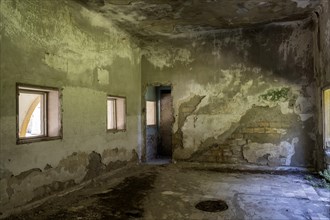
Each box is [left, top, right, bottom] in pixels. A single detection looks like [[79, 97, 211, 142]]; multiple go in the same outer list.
[[17, 84, 62, 144], [146, 101, 156, 126], [107, 96, 126, 131]]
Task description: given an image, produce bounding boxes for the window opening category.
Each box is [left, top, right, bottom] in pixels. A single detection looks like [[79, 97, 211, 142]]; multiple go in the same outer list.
[[146, 101, 156, 126], [107, 96, 126, 131], [19, 91, 46, 137], [17, 84, 62, 144]]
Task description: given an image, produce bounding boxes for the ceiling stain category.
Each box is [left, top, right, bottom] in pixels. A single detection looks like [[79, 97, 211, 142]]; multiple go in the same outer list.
[[77, 0, 320, 41]]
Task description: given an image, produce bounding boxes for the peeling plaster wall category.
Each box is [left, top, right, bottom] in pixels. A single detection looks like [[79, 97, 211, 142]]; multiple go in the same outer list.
[[142, 19, 317, 168], [0, 0, 141, 212]]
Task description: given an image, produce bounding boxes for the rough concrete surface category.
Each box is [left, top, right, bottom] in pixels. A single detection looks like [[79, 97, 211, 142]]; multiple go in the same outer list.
[[2, 164, 329, 220]]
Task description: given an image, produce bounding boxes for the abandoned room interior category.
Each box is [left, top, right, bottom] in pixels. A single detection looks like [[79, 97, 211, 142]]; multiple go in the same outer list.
[[0, 0, 330, 219]]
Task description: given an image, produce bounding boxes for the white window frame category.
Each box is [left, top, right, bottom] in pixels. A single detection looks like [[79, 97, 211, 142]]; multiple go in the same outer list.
[[107, 95, 126, 132], [17, 83, 62, 144]]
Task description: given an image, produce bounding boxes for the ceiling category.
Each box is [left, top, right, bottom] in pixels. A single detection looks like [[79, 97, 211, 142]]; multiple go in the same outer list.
[[77, 0, 320, 41]]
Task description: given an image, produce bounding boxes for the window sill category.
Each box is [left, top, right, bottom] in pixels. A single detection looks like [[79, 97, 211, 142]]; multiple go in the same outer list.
[[17, 136, 62, 145], [107, 129, 126, 134]]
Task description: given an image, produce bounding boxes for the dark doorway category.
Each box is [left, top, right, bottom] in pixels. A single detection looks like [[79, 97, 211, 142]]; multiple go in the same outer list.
[[158, 88, 173, 157], [145, 86, 173, 164]]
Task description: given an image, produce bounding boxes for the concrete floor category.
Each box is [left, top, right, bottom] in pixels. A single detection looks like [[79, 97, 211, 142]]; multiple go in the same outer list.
[[4, 164, 330, 220]]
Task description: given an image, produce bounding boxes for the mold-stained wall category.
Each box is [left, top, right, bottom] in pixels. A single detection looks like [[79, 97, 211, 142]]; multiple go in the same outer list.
[[0, 0, 327, 215], [0, 0, 141, 212], [142, 19, 317, 168]]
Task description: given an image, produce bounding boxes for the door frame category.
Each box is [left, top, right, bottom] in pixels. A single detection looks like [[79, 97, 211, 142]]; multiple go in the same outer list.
[[142, 84, 173, 162]]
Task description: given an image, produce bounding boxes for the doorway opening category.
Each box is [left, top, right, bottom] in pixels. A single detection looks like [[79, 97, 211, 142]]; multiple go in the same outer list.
[[145, 86, 173, 164]]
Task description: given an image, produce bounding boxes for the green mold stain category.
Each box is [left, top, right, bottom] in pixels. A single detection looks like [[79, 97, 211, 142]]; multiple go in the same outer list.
[[260, 88, 290, 102]]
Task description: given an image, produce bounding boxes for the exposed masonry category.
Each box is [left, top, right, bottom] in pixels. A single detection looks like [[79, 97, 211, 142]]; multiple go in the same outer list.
[[187, 106, 314, 167], [172, 74, 315, 165]]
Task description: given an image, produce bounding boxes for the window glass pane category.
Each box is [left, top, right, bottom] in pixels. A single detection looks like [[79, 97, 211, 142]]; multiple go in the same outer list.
[[324, 89, 330, 148], [146, 101, 156, 125], [116, 98, 126, 130], [107, 99, 116, 130], [19, 92, 45, 137]]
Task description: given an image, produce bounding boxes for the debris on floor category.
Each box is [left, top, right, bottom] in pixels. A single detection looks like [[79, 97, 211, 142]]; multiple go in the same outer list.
[[3, 164, 330, 220]]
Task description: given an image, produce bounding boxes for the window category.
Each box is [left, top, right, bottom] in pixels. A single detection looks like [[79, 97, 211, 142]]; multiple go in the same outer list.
[[107, 96, 126, 131], [17, 84, 62, 144], [324, 88, 330, 148], [146, 101, 156, 125]]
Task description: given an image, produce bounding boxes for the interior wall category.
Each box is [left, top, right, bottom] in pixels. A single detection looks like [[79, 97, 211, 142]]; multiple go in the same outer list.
[[142, 18, 317, 168], [0, 0, 141, 212]]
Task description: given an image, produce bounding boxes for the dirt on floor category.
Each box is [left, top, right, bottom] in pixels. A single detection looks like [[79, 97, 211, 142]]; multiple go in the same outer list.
[[2, 164, 330, 220], [4, 167, 157, 220]]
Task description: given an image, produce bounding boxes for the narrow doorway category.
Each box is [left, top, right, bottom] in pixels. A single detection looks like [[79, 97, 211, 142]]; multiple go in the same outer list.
[[145, 86, 173, 164]]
